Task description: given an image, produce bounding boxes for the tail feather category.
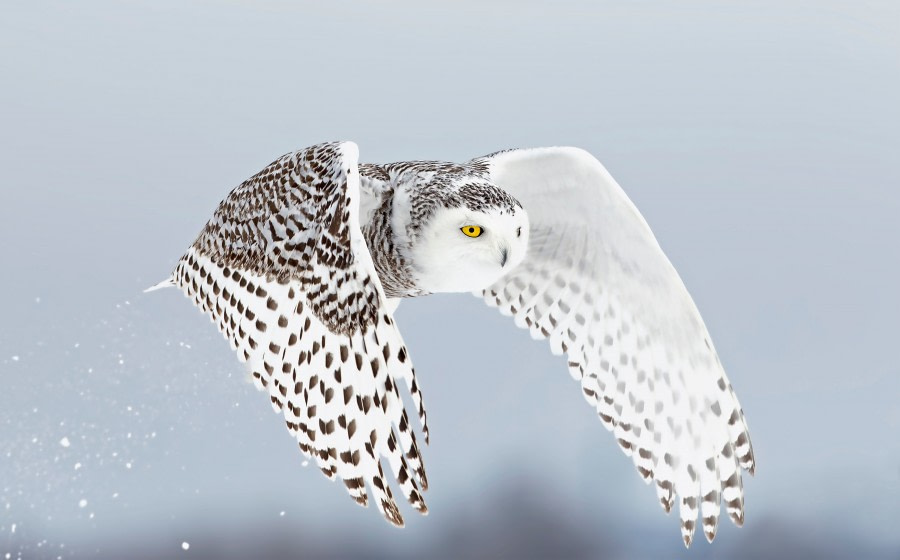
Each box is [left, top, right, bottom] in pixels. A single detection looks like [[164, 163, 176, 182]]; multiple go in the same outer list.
[[144, 277, 174, 293]]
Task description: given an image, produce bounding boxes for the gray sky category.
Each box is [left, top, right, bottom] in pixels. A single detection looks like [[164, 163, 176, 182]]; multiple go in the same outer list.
[[1, 1, 898, 558]]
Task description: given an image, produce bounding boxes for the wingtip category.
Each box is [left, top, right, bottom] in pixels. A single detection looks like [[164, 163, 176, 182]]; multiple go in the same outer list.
[[377, 496, 405, 528], [386, 506, 405, 528], [681, 520, 696, 548]]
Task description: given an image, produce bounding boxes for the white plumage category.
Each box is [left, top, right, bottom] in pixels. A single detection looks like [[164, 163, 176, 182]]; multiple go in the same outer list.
[[150, 141, 754, 547], [475, 147, 754, 545]]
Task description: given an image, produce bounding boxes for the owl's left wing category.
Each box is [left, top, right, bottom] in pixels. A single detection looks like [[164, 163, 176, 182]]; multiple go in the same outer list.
[[166, 142, 428, 526], [471, 147, 755, 547]]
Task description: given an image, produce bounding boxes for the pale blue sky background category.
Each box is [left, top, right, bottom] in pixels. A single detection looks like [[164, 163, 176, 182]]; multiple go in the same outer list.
[[1, 1, 898, 558]]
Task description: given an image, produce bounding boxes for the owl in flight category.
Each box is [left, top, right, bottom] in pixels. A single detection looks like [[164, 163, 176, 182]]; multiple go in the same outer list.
[[149, 141, 754, 547]]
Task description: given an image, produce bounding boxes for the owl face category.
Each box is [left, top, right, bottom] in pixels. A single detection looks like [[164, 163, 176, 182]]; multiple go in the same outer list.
[[410, 203, 529, 294]]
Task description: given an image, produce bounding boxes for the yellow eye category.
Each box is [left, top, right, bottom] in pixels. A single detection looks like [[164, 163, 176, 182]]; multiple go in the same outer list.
[[460, 225, 483, 238]]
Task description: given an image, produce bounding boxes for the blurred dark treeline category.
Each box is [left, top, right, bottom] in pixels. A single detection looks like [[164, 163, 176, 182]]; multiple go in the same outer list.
[[6, 486, 896, 560]]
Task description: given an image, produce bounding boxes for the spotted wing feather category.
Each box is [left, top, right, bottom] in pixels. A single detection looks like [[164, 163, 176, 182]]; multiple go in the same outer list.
[[171, 141, 428, 526], [473, 147, 755, 546]]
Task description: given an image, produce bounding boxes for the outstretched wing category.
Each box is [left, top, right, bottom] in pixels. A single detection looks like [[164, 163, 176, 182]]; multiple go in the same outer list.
[[472, 147, 755, 546], [169, 141, 429, 526]]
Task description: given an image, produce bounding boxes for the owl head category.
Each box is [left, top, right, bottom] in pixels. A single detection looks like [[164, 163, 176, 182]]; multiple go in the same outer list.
[[401, 178, 530, 294]]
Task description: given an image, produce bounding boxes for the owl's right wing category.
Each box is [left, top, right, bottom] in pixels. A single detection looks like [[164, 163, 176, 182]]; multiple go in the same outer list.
[[472, 147, 755, 547], [165, 141, 428, 526]]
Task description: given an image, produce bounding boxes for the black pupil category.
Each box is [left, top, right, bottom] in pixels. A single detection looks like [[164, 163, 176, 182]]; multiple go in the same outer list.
[[469, 228, 475, 233]]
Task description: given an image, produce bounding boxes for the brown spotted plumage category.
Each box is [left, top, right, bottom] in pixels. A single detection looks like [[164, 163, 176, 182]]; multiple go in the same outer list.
[[168, 142, 428, 525]]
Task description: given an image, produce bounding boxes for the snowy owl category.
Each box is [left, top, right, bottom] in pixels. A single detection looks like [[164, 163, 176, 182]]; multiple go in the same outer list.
[[149, 141, 754, 547]]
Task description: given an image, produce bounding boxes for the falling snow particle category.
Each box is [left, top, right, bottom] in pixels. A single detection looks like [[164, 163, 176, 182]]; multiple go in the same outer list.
[[74, 462, 82, 470], [11, 356, 19, 362], [301, 460, 309, 467], [182, 542, 190, 551], [78, 499, 87, 508], [59, 437, 71, 448], [279, 511, 285, 517]]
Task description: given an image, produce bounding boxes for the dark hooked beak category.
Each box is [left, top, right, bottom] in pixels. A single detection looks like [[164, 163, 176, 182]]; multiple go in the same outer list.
[[500, 247, 509, 267]]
